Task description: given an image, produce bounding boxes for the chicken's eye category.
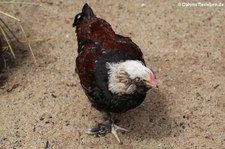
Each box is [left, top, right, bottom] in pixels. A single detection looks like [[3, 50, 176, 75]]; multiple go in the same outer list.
[[134, 77, 140, 82]]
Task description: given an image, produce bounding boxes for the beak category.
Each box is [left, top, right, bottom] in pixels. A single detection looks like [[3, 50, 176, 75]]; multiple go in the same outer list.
[[144, 80, 158, 88], [147, 72, 158, 88]]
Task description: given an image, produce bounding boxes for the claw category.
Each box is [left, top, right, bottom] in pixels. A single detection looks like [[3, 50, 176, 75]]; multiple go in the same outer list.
[[85, 113, 128, 142], [86, 128, 98, 135], [86, 123, 111, 137], [113, 124, 129, 132], [86, 123, 128, 142], [111, 124, 129, 143]]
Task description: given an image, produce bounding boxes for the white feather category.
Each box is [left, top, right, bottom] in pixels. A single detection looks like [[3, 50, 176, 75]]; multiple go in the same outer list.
[[106, 60, 151, 94]]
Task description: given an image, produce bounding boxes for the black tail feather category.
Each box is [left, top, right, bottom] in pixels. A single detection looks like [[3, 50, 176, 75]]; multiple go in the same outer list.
[[73, 3, 95, 27], [82, 3, 95, 19]]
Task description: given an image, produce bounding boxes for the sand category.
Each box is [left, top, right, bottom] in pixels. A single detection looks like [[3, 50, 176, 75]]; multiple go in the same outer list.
[[0, 0, 225, 148]]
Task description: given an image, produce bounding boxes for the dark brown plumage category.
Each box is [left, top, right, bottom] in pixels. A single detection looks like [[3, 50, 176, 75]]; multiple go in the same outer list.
[[73, 3, 157, 142]]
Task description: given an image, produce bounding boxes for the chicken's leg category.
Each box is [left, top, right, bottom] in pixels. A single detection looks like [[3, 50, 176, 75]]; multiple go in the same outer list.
[[86, 112, 128, 142]]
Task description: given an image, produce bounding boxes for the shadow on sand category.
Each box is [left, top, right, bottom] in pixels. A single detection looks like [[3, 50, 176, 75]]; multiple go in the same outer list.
[[116, 88, 177, 141]]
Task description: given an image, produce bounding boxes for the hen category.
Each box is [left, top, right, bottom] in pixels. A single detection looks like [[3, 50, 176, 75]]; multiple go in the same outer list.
[[73, 3, 157, 142]]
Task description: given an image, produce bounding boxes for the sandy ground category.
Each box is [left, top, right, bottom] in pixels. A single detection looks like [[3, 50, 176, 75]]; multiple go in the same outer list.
[[0, 0, 225, 148]]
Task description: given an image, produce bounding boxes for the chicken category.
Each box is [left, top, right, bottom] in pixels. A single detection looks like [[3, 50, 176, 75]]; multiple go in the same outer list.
[[73, 3, 157, 142]]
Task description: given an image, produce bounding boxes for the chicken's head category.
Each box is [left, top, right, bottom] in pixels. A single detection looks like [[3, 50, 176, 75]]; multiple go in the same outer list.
[[106, 60, 157, 95]]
